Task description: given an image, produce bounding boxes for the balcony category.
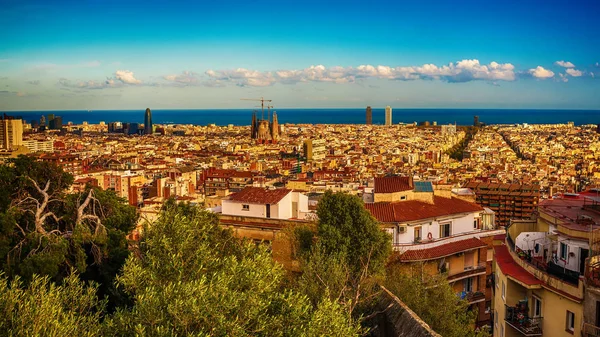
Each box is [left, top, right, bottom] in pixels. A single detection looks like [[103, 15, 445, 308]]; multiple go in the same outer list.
[[447, 262, 486, 282], [584, 323, 600, 337], [460, 291, 485, 304], [504, 304, 543, 336]]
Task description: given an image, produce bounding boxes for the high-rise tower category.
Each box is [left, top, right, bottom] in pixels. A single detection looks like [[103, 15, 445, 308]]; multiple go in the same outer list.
[[271, 112, 279, 142], [0, 115, 23, 150], [385, 106, 392, 126], [473, 115, 480, 127], [366, 106, 372, 125], [144, 108, 153, 135], [251, 111, 257, 139]]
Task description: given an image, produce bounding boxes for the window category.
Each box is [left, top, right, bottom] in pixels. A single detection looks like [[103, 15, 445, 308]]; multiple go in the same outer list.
[[464, 277, 473, 292], [560, 242, 568, 260], [566, 311, 575, 332], [474, 218, 480, 229], [242, 204, 250, 211], [533, 296, 542, 317], [400, 195, 407, 200], [440, 222, 451, 238], [414, 226, 422, 241], [501, 280, 505, 301]]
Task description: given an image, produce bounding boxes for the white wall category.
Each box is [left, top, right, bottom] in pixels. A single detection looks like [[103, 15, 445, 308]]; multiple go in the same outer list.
[[393, 211, 480, 244], [222, 200, 266, 218], [515, 232, 548, 258], [556, 238, 589, 273]]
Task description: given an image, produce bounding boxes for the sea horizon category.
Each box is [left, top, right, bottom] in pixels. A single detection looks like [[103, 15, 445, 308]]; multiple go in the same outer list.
[[4, 108, 600, 126]]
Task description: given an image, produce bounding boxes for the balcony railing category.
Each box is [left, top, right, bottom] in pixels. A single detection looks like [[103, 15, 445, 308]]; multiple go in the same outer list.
[[462, 291, 485, 304], [508, 234, 579, 285], [504, 304, 543, 336], [447, 262, 486, 282], [584, 323, 600, 337]]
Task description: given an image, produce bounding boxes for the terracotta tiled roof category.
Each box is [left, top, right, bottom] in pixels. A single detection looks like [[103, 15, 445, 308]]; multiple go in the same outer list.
[[397, 237, 487, 261], [494, 245, 542, 286], [374, 176, 413, 193], [229, 187, 291, 204], [365, 197, 483, 223]]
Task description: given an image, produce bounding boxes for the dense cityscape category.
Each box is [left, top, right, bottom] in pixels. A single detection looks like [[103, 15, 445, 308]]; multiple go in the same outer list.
[[2, 0, 600, 336], [1, 103, 600, 335]]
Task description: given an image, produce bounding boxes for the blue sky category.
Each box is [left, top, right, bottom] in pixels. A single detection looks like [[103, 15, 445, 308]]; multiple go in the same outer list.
[[1, 0, 599, 110]]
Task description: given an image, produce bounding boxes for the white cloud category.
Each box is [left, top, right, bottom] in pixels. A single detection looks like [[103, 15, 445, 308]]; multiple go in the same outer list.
[[115, 70, 141, 84], [554, 60, 575, 68], [565, 68, 583, 77], [205, 68, 276, 87], [59, 78, 121, 89], [558, 73, 568, 82], [27, 80, 40, 85], [529, 66, 554, 79], [163, 71, 199, 85], [205, 59, 517, 87]]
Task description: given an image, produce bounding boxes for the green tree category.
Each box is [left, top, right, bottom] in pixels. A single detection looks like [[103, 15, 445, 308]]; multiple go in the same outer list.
[[315, 191, 391, 276], [292, 191, 392, 318], [385, 264, 490, 337], [0, 272, 105, 337], [104, 202, 362, 337], [0, 156, 137, 311]]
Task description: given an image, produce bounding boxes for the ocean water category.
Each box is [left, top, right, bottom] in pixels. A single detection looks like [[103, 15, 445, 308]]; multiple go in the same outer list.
[[5, 109, 600, 126]]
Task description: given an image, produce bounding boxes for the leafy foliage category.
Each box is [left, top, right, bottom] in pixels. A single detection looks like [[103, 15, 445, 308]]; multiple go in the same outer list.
[[385, 264, 490, 337], [104, 202, 363, 337], [0, 272, 105, 337], [315, 191, 391, 276], [0, 156, 137, 311], [291, 191, 391, 319]]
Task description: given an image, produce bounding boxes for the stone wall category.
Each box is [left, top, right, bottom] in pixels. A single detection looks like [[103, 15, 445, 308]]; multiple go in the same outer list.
[[368, 286, 441, 337]]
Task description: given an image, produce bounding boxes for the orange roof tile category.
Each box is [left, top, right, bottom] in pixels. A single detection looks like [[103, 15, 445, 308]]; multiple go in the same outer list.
[[374, 176, 413, 193], [229, 187, 291, 205], [365, 197, 483, 223]]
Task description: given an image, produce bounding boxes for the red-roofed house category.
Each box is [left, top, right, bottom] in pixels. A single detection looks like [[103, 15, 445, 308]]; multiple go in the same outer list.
[[222, 186, 309, 220], [366, 193, 502, 328]]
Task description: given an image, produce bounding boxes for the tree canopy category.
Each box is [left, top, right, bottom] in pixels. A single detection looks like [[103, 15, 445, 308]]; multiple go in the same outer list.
[[385, 264, 490, 337]]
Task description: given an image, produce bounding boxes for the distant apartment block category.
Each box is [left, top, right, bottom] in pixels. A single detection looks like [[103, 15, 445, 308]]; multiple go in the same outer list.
[[0, 116, 23, 150], [465, 182, 540, 227], [22, 139, 54, 153], [303, 139, 327, 161]]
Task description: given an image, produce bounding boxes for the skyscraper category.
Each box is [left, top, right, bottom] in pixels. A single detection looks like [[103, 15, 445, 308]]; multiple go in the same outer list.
[[144, 108, 153, 135], [0, 115, 23, 150], [385, 106, 392, 126], [49, 116, 63, 130], [271, 112, 279, 142], [251, 111, 257, 139], [366, 106, 372, 125], [474, 115, 480, 127]]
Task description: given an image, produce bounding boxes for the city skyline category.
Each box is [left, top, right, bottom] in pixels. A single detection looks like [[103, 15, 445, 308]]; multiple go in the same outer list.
[[1, 0, 600, 110]]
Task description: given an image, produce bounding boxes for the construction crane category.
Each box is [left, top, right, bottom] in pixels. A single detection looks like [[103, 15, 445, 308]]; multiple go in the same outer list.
[[241, 97, 272, 120]]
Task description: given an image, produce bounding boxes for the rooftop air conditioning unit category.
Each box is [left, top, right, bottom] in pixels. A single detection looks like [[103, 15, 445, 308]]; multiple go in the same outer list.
[[398, 226, 407, 234]]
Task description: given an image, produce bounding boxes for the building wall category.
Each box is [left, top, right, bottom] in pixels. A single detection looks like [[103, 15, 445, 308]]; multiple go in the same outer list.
[[493, 254, 584, 337], [222, 201, 267, 218], [393, 212, 479, 244]]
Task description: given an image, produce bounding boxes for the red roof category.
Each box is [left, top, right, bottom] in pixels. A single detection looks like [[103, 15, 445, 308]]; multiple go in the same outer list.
[[374, 176, 413, 193], [494, 245, 542, 286], [229, 187, 291, 204], [365, 197, 483, 223], [398, 237, 487, 261]]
